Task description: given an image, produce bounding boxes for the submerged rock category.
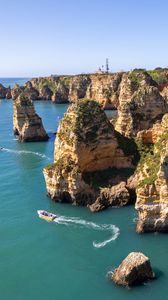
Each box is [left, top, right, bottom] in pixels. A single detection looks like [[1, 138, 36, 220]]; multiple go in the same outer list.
[[13, 93, 48, 142], [43, 99, 136, 207], [112, 252, 155, 286]]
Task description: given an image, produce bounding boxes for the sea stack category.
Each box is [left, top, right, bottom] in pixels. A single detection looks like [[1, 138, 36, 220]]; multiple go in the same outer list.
[[43, 99, 136, 207], [13, 92, 48, 142], [0, 83, 11, 99], [112, 252, 155, 286]]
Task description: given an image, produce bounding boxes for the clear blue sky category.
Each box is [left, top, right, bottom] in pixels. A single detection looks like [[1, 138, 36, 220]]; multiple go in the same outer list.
[[0, 0, 168, 77]]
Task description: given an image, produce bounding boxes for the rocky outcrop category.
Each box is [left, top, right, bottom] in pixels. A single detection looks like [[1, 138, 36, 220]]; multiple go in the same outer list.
[[136, 114, 168, 232], [13, 93, 48, 142], [115, 71, 168, 137], [43, 99, 136, 207], [11, 85, 25, 100], [112, 252, 155, 286], [89, 182, 130, 212], [16, 73, 123, 109], [11, 69, 168, 112], [69, 76, 91, 102], [84, 73, 122, 109], [51, 82, 69, 103], [0, 84, 11, 99], [137, 113, 168, 144], [24, 82, 39, 100]]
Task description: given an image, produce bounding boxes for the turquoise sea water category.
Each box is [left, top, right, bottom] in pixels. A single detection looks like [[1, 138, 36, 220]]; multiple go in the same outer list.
[[0, 79, 168, 300]]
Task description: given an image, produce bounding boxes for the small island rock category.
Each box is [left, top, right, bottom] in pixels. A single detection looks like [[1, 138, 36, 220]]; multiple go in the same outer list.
[[112, 252, 155, 286], [13, 92, 48, 142]]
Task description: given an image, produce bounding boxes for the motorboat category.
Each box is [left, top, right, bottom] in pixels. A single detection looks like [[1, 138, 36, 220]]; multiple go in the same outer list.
[[37, 210, 58, 221]]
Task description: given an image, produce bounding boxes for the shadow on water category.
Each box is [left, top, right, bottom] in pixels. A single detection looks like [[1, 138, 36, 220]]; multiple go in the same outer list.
[[48, 132, 56, 141], [153, 267, 164, 280]]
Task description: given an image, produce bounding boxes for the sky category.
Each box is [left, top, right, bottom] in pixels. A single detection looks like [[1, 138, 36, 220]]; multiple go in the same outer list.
[[0, 0, 168, 77]]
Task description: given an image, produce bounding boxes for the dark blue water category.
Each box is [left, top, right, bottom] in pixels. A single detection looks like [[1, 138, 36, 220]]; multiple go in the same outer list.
[[0, 78, 168, 300]]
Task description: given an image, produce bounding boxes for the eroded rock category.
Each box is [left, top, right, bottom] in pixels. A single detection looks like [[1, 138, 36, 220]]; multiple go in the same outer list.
[[13, 93, 48, 142], [89, 182, 130, 212], [115, 71, 168, 137], [112, 252, 155, 286], [43, 99, 136, 207], [136, 114, 168, 232], [0, 84, 11, 99]]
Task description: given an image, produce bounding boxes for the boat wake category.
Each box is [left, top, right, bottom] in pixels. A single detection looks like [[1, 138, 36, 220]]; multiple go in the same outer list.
[[54, 216, 120, 248], [1, 147, 50, 160]]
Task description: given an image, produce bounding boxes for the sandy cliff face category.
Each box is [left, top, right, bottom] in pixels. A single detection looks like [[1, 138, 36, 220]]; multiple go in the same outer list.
[[17, 73, 124, 109], [115, 71, 168, 137], [10, 69, 168, 110], [43, 99, 135, 206], [136, 114, 168, 232], [85, 73, 122, 109], [13, 93, 48, 142]]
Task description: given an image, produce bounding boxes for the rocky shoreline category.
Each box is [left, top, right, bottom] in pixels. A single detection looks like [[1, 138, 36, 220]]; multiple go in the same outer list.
[[2, 68, 168, 110], [2, 68, 168, 234], [3, 69, 168, 289], [42, 69, 168, 234]]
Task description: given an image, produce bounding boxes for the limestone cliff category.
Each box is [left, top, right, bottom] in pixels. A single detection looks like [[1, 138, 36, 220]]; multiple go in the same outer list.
[[136, 114, 168, 232], [115, 71, 168, 137], [11, 69, 168, 111], [13, 93, 48, 142], [43, 99, 136, 207], [17, 73, 123, 109], [11, 85, 25, 100]]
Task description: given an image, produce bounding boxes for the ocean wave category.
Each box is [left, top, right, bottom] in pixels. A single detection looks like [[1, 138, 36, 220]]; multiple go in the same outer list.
[[1, 147, 50, 160], [54, 216, 120, 249]]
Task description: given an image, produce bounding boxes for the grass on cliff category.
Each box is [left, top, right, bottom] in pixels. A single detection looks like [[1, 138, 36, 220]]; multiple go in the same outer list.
[[45, 157, 78, 174], [136, 132, 168, 187], [128, 70, 146, 89], [114, 131, 140, 166], [148, 70, 168, 85], [74, 99, 113, 144]]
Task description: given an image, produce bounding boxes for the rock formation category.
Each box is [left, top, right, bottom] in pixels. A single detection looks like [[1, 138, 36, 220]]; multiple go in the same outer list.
[[112, 252, 155, 286], [136, 114, 168, 232], [115, 71, 168, 137], [0, 84, 11, 99], [15, 73, 123, 109], [24, 82, 39, 100], [43, 99, 136, 207], [89, 181, 130, 212], [13, 92, 48, 142], [10, 69, 168, 112]]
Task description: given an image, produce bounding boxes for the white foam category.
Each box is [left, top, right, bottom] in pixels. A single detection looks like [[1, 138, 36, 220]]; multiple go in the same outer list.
[[93, 225, 120, 248], [106, 268, 115, 279], [1, 147, 50, 160], [54, 216, 120, 248], [133, 217, 138, 223]]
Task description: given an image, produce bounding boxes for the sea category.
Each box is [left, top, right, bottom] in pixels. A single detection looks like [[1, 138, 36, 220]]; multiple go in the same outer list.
[[0, 78, 168, 300]]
